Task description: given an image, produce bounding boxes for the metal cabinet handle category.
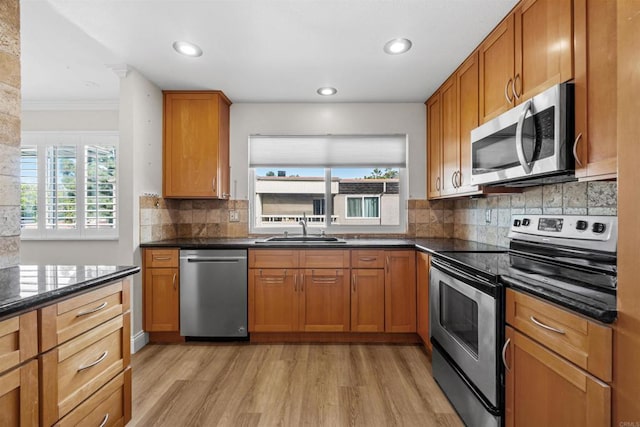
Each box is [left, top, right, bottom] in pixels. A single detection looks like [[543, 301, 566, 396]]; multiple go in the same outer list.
[[515, 100, 534, 174], [77, 351, 109, 372], [300, 274, 304, 292], [572, 133, 583, 167], [352, 274, 356, 293], [513, 74, 521, 99], [76, 301, 108, 318], [502, 338, 511, 372], [505, 78, 514, 104], [451, 171, 458, 189], [212, 177, 217, 193], [456, 170, 462, 187], [153, 256, 171, 261], [385, 256, 390, 272], [294, 274, 298, 292], [435, 177, 440, 191], [530, 316, 566, 335], [358, 257, 376, 262], [172, 273, 177, 291], [98, 413, 109, 427]]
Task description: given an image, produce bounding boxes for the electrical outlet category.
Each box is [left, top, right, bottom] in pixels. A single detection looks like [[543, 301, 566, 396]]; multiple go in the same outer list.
[[229, 210, 240, 222], [485, 209, 492, 224]]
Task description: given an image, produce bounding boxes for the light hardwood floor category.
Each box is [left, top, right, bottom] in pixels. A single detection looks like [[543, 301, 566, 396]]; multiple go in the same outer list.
[[130, 343, 462, 427]]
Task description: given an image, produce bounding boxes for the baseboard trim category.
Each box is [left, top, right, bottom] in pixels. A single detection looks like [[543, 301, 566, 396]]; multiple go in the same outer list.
[[131, 331, 149, 353], [250, 332, 421, 344]]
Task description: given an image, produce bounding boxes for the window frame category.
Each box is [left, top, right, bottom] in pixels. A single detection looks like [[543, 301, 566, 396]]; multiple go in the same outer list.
[[20, 131, 119, 241], [345, 195, 381, 219]]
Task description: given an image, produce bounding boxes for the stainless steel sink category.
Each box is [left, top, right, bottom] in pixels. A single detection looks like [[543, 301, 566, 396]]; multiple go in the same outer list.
[[255, 235, 346, 244]]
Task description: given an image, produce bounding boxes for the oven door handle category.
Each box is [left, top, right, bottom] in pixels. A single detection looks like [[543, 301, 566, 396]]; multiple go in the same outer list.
[[515, 100, 534, 175], [431, 258, 493, 288]]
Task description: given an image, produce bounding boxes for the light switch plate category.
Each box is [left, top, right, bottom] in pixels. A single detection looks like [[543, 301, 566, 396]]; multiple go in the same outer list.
[[229, 210, 240, 222]]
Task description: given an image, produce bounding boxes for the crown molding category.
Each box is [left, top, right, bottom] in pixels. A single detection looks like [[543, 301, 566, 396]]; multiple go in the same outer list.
[[22, 100, 119, 111], [106, 63, 131, 78]]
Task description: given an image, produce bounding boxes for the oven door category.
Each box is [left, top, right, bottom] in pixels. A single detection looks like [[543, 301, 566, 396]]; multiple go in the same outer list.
[[430, 259, 498, 406]]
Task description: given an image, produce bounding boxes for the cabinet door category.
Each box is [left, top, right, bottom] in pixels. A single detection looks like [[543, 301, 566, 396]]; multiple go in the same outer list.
[[249, 269, 298, 332], [299, 269, 350, 332], [573, 0, 618, 180], [163, 91, 230, 198], [479, 14, 515, 123], [351, 269, 385, 332], [514, 0, 573, 102], [426, 94, 442, 199], [416, 252, 430, 349], [504, 326, 611, 427], [144, 268, 179, 332], [384, 251, 417, 333], [440, 76, 459, 196], [0, 360, 38, 427], [456, 52, 480, 194]]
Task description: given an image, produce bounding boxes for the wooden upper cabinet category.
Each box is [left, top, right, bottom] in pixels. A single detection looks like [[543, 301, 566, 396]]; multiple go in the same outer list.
[[426, 94, 442, 199], [456, 52, 480, 193], [163, 91, 231, 198], [514, 0, 573, 101], [505, 326, 611, 427], [440, 76, 459, 197], [573, 0, 618, 180], [479, 14, 515, 123], [384, 251, 416, 333]]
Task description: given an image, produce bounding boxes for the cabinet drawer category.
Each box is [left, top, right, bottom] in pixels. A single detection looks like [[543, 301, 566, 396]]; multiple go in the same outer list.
[[506, 289, 612, 381], [249, 249, 299, 268], [0, 312, 37, 374], [40, 280, 129, 352], [350, 250, 385, 269], [55, 367, 131, 427], [300, 250, 350, 268], [41, 313, 131, 426], [144, 248, 179, 268]]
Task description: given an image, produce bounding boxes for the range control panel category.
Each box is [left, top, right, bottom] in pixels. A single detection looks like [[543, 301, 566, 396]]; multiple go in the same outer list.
[[509, 214, 618, 252]]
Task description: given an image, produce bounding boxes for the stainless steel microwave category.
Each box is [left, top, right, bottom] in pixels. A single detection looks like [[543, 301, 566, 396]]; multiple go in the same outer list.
[[470, 83, 574, 187]]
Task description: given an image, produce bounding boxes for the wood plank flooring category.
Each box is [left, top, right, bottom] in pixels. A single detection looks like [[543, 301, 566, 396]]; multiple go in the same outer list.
[[130, 343, 462, 427]]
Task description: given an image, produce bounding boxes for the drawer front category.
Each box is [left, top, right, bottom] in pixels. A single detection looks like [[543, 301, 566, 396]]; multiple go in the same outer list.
[[350, 250, 385, 269], [144, 248, 179, 268], [249, 249, 299, 268], [300, 250, 350, 268], [55, 367, 131, 427], [0, 312, 37, 374], [506, 289, 612, 381], [42, 313, 130, 425], [40, 281, 129, 352]]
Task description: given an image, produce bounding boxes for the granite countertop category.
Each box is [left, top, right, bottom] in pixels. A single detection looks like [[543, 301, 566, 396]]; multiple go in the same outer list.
[[0, 265, 140, 321]]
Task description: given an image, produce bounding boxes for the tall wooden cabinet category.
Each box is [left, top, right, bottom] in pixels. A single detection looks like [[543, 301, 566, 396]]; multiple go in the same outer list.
[[479, 0, 573, 124], [143, 248, 180, 336], [573, 0, 618, 180], [163, 91, 231, 199]]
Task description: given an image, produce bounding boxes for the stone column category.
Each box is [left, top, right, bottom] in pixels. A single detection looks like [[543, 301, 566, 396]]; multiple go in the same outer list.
[[0, 0, 21, 268]]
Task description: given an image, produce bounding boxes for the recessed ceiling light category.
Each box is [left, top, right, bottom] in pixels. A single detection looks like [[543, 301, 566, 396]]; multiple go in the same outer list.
[[383, 38, 413, 55], [317, 87, 337, 96], [173, 41, 203, 57]]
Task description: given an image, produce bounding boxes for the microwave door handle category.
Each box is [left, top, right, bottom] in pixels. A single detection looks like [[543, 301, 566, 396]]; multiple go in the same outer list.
[[515, 100, 533, 174]]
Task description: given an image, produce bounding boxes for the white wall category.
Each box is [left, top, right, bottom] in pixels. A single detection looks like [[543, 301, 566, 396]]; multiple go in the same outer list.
[[230, 103, 427, 200]]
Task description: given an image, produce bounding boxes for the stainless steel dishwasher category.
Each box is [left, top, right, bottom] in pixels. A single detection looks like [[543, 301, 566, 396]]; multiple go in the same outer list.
[[179, 249, 248, 338]]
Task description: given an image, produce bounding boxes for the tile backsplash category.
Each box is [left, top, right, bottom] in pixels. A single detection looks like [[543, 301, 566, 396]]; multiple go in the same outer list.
[[139, 181, 616, 246]]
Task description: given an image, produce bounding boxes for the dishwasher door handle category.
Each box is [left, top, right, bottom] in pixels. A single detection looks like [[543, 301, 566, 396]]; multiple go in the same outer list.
[[183, 257, 246, 263]]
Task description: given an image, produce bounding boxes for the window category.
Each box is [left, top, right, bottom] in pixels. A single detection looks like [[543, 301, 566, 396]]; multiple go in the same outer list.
[[20, 132, 118, 239], [249, 135, 406, 234]]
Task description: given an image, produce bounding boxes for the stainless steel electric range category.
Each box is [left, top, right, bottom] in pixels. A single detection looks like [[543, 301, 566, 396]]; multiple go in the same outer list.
[[429, 214, 617, 427]]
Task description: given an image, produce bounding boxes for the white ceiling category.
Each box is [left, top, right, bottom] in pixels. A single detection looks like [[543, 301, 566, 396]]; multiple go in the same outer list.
[[20, 0, 518, 104]]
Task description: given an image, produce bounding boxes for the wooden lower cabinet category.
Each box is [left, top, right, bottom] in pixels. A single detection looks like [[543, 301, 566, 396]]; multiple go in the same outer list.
[[0, 360, 38, 426], [416, 252, 431, 350], [300, 269, 350, 332], [249, 269, 299, 332], [350, 269, 385, 332], [505, 326, 611, 427], [143, 248, 180, 334], [384, 251, 417, 333]]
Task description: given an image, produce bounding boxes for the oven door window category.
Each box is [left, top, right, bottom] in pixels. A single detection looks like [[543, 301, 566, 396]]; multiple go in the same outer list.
[[472, 106, 556, 175], [439, 281, 479, 358]]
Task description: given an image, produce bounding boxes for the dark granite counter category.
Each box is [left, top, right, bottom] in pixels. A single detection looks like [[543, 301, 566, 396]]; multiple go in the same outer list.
[[0, 265, 140, 321]]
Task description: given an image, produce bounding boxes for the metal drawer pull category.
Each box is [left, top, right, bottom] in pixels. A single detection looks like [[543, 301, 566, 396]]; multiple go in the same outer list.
[[352, 274, 356, 292], [530, 316, 566, 335], [572, 133, 583, 167], [77, 351, 109, 372], [358, 257, 377, 262], [451, 172, 457, 189], [153, 256, 172, 261], [98, 413, 109, 427], [502, 338, 511, 372], [76, 301, 108, 317], [505, 78, 514, 103], [512, 73, 521, 99], [435, 176, 440, 191], [172, 273, 177, 290]]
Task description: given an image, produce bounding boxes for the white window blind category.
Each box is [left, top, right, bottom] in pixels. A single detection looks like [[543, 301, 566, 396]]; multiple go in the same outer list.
[[85, 145, 117, 230], [20, 146, 38, 230], [249, 135, 407, 167], [46, 145, 77, 230]]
